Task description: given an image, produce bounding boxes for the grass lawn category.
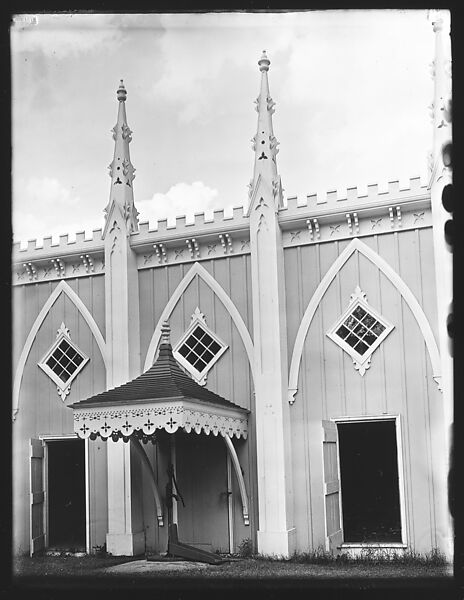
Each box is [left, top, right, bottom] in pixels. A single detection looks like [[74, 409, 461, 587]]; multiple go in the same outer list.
[[12, 553, 454, 583]]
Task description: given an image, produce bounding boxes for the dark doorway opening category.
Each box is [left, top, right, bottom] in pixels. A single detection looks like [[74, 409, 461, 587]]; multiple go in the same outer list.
[[338, 420, 402, 543], [47, 439, 86, 550]]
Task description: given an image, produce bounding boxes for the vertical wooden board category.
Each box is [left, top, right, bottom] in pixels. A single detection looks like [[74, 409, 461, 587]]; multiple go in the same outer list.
[[244, 255, 254, 334], [357, 253, 386, 416], [164, 266, 190, 346], [306, 419, 327, 548], [402, 300, 433, 550], [34, 291, 62, 435], [290, 380, 310, 551], [228, 254, 252, 332], [397, 230, 422, 299], [319, 284, 343, 417], [179, 270, 199, 329], [233, 324, 252, 410], [317, 243, 345, 417], [376, 235, 404, 414], [152, 266, 168, 328], [284, 247, 300, 357], [232, 436, 256, 550], [336, 252, 364, 417], [88, 439, 108, 551], [139, 442, 159, 553], [90, 275, 105, 335], [211, 288, 233, 402], [299, 244, 321, 310], [196, 277, 218, 390], [13, 286, 27, 368], [176, 432, 230, 552], [130, 444, 144, 535], [13, 429, 30, 553], [424, 368, 447, 550], [138, 269, 154, 366], [418, 228, 439, 340]]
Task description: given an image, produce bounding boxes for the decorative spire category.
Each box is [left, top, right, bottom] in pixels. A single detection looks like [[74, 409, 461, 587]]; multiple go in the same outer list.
[[248, 50, 284, 213], [103, 79, 139, 237], [160, 321, 171, 345]]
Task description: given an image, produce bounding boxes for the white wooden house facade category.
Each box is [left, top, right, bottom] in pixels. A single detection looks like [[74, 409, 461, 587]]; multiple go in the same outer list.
[[12, 17, 453, 560]]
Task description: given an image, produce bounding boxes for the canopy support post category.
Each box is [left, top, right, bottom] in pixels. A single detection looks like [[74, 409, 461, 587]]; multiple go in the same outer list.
[[130, 438, 164, 526], [223, 435, 250, 525]]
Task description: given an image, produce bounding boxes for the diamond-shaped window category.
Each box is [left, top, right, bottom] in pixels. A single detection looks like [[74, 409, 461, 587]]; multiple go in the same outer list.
[[327, 287, 394, 376], [38, 322, 89, 400], [173, 308, 228, 385]]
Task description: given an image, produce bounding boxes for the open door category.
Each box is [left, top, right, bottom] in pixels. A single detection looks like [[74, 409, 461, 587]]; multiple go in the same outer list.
[[30, 438, 45, 556], [322, 420, 343, 554]]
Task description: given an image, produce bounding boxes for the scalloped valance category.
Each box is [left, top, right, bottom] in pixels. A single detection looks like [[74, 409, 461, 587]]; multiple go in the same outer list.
[[73, 399, 248, 441]]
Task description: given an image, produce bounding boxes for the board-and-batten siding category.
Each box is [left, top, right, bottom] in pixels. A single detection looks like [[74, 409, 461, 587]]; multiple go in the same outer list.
[[12, 276, 107, 554], [138, 254, 258, 552], [284, 229, 448, 554]]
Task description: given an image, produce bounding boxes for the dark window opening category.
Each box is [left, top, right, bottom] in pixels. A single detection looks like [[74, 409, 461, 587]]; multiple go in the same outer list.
[[48, 440, 86, 550], [338, 420, 402, 543]]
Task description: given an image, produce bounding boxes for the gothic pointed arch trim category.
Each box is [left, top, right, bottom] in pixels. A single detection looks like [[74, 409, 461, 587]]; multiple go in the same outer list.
[[288, 238, 441, 404], [143, 262, 255, 380], [12, 280, 107, 421], [223, 435, 250, 525]]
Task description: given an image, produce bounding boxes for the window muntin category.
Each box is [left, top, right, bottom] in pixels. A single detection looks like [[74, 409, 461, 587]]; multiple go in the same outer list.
[[327, 287, 393, 376], [173, 308, 228, 385]]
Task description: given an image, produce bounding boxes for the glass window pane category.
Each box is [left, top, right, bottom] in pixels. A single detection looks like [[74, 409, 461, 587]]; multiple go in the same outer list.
[[178, 345, 190, 358], [209, 341, 221, 355], [363, 332, 376, 346], [345, 334, 358, 348], [343, 316, 357, 330], [202, 350, 214, 364], [354, 341, 369, 355], [353, 324, 367, 337], [353, 306, 366, 320], [193, 358, 207, 371], [335, 325, 350, 339], [372, 322, 386, 336], [362, 313, 376, 328]]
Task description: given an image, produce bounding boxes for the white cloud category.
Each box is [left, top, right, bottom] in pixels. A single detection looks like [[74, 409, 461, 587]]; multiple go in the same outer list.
[[13, 177, 102, 245], [137, 181, 222, 226], [11, 13, 124, 58]]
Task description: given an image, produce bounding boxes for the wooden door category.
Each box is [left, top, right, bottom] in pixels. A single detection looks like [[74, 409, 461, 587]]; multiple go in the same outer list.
[[30, 438, 45, 556], [176, 431, 230, 553], [322, 420, 343, 554]]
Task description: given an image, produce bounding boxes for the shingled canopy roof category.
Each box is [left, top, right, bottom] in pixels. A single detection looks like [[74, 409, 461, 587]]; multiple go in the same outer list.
[[69, 322, 249, 441]]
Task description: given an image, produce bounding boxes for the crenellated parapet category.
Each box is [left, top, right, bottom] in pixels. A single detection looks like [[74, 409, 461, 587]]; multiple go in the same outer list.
[[12, 229, 105, 286], [12, 176, 434, 280], [279, 176, 431, 248], [131, 205, 252, 270]]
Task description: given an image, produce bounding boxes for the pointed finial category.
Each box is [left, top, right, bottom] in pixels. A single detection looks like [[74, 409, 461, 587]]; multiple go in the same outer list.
[[117, 79, 127, 102], [258, 50, 270, 72], [160, 320, 171, 344]]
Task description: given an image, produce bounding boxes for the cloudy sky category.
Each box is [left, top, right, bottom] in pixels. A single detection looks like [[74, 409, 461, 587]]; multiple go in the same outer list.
[[11, 10, 437, 246]]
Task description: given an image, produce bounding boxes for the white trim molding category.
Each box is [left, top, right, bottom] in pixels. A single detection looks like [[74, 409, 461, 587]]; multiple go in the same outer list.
[[173, 307, 228, 386], [288, 238, 442, 404], [143, 262, 254, 380], [326, 286, 394, 376], [38, 322, 90, 401], [223, 436, 250, 526], [331, 414, 408, 548], [13, 280, 107, 421]]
